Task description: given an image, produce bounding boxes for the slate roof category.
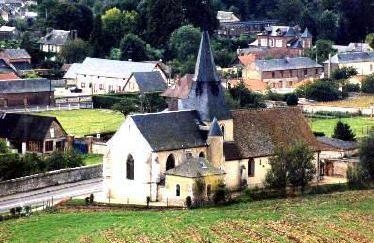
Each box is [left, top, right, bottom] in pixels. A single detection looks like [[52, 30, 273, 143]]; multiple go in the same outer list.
[[165, 157, 225, 178], [63, 63, 82, 79], [317, 136, 358, 151], [259, 26, 300, 37], [224, 108, 320, 160], [217, 11, 240, 23], [324, 52, 374, 64], [3, 49, 31, 59], [161, 74, 194, 99], [208, 117, 223, 136], [40, 29, 70, 46], [76, 57, 158, 79], [0, 113, 66, 140], [131, 110, 207, 152], [255, 57, 322, 72], [301, 28, 312, 38], [11, 62, 32, 71], [180, 31, 231, 122], [0, 78, 52, 94], [130, 71, 167, 93]]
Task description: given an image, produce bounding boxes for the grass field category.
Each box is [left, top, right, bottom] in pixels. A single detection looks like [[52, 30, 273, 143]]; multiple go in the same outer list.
[[318, 95, 374, 108], [37, 109, 124, 137], [309, 116, 374, 137], [0, 190, 373, 242]]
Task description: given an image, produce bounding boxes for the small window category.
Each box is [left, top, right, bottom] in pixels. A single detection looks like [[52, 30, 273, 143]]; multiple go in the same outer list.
[[304, 69, 307, 76], [126, 154, 134, 180], [176, 184, 180, 197], [248, 159, 255, 177], [166, 154, 175, 171], [272, 72, 275, 78], [81, 82, 85, 88], [221, 125, 225, 139], [45, 140, 53, 151], [315, 68, 319, 75], [186, 152, 192, 159], [199, 152, 205, 158], [50, 128, 55, 138], [280, 70, 283, 77], [99, 84, 104, 90]]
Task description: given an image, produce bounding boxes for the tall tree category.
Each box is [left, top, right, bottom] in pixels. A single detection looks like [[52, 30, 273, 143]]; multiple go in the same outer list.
[[59, 39, 92, 63], [318, 10, 338, 40], [146, 0, 183, 47], [360, 132, 374, 180], [332, 121, 356, 141], [182, 0, 218, 32], [89, 15, 106, 57], [120, 33, 147, 61], [169, 25, 201, 61]]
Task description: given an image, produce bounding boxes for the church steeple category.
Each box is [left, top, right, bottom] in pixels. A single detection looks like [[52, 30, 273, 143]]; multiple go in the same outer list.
[[193, 31, 220, 83], [179, 31, 231, 122]]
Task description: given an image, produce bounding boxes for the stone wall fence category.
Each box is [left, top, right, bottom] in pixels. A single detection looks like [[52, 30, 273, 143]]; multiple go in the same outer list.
[[0, 164, 102, 197]]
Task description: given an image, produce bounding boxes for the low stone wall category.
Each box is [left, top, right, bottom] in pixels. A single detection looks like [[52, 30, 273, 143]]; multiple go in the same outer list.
[[0, 164, 102, 197]]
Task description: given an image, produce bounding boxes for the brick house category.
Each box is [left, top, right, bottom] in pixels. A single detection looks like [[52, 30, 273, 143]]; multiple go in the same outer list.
[[243, 57, 323, 90], [0, 113, 67, 154], [0, 78, 54, 108]]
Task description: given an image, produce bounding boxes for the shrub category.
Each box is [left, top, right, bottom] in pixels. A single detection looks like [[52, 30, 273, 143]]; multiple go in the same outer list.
[[89, 194, 95, 204], [361, 74, 374, 93], [360, 132, 374, 180], [296, 79, 341, 101], [146, 196, 150, 207], [343, 83, 360, 92], [313, 131, 325, 137], [347, 165, 368, 189], [286, 93, 298, 106], [9, 208, 16, 216], [0, 139, 8, 153], [213, 182, 229, 204]]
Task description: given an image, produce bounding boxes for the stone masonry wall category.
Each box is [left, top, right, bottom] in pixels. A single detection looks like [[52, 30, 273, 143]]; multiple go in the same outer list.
[[0, 164, 102, 197]]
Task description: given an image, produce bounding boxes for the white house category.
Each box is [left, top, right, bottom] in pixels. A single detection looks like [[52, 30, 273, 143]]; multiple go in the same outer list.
[[40, 29, 76, 54], [123, 71, 167, 93], [103, 31, 322, 206], [75, 58, 167, 95], [324, 51, 374, 76]]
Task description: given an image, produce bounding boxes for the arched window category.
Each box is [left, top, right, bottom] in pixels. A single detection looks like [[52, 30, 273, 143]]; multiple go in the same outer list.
[[221, 125, 225, 139], [126, 154, 134, 180], [166, 154, 175, 171], [248, 158, 255, 177], [176, 184, 180, 196], [199, 152, 205, 158]]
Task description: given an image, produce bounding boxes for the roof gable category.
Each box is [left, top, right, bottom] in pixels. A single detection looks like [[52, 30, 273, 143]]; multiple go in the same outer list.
[[166, 157, 225, 178], [130, 110, 207, 151], [131, 71, 167, 93]]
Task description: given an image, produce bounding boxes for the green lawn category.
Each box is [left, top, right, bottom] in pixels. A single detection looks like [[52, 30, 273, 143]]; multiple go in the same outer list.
[[37, 109, 124, 137], [82, 154, 103, 165], [309, 116, 374, 137], [1, 190, 373, 242]]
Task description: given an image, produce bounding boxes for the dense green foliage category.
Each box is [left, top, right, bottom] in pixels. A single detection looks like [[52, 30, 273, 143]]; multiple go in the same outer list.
[[0, 139, 8, 154], [59, 39, 92, 63], [265, 142, 315, 193], [331, 66, 358, 81], [360, 133, 374, 180], [361, 74, 374, 94], [228, 81, 265, 108], [332, 121, 356, 141], [0, 150, 83, 181], [296, 79, 341, 101]]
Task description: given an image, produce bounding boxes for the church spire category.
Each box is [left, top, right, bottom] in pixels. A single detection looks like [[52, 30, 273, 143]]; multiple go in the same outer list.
[[193, 31, 220, 83]]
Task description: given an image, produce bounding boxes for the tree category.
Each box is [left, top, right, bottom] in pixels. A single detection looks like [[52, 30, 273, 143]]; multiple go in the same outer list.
[[286, 93, 299, 106], [169, 25, 201, 61], [361, 74, 374, 93], [332, 121, 356, 141], [59, 39, 92, 64], [265, 147, 289, 194], [228, 81, 265, 108], [89, 15, 106, 58], [182, 0, 218, 32], [359, 132, 374, 180], [306, 39, 336, 64], [365, 33, 374, 49], [21, 31, 44, 64], [331, 66, 358, 81], [102, 8, 139, 48], [109, 48, 121, 60], [111, 98, 138, 116], [193, 173, 206, 205], [46, 3, 93, 40], [286, 142, 316, 193], [295, 79, 341, 102], [317, 10, 338, 40], [274, 0, 304, 26], [265, 142, 315, 193], [120, 34, 147, 61], [0, 139, 8, 154], [146, 0, 184, 47]]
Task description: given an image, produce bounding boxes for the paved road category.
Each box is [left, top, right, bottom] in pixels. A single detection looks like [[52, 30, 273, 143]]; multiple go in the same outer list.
[[0, 178, 103, 213]]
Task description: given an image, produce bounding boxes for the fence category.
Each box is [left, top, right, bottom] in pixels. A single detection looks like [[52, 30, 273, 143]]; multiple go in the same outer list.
[[0, 164, 102, 197]]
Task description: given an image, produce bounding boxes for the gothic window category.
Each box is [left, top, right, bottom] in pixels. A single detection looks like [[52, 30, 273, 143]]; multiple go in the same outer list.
[[199, 152, 205, 158], [126, 154, 134, 180], [166, 154, 175, 171], [176, 184, 180, 196], [248, 159, 255, 177]]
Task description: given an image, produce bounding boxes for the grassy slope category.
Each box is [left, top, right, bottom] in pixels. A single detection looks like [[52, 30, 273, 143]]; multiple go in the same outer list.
[[82, 154, 103, 165], [1, 190, 373, 242], [37, 109, 124, 137], [318, 95, 374, 108], [309, 116, 374, 137]]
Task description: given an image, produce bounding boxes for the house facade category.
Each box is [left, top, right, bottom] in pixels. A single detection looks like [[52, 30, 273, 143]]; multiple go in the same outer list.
[[0, 48, 33, 75], [0, 113, 67, 154], [0, 78, 53, 108], [103, 31, 321, 206], [74, 58, 167, 95], [324, 51, 374, 76], [40, 29, 77, 54], [123, 71, 167, 93], [242, 57, 323, 90]]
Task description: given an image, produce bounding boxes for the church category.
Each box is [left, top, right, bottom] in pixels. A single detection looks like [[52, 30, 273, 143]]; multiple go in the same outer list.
[[103, 31, 321, 205]]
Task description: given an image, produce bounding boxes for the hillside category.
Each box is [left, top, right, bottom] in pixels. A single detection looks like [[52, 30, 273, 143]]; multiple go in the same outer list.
[[0, 190, 373, 242]]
